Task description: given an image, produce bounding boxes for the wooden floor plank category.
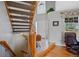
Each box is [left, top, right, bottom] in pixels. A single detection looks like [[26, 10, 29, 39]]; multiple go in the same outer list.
[[35, 43, 78, 57]]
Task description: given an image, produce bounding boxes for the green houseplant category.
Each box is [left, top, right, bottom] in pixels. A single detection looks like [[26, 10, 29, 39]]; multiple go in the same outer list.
[[47, 8, 54, 14]]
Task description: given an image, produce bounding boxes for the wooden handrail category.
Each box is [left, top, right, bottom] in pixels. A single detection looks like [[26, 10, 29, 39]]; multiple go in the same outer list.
[[21, 49, 29, 54], [0, 40, 16, 56]]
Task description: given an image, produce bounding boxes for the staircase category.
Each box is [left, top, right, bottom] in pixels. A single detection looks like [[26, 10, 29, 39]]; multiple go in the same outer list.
[[4, 1, 37, 57], [5, 1, 37, 33]]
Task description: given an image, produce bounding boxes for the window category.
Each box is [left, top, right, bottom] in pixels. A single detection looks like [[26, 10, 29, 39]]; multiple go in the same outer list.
[[37, 1, 46, 14]]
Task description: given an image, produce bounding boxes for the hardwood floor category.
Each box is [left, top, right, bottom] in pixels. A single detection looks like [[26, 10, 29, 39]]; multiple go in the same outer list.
[[45, 46, 77, 57], [35, 43, 78, 57]]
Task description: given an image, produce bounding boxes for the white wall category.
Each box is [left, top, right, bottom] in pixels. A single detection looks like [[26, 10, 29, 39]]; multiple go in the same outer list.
[[46, 1, 55, 12], [56, 1, 79, 11], [0, 1, 13, 57], [0, 2, 12, 42]]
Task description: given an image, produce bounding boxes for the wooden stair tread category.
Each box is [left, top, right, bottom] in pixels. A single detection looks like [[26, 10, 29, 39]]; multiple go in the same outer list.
[[12, 24, 30, 26], [12, 23, 30, 25], [9, 13, 30, 18], [7, 6, 31, 12], [12, 26, 30, 29], [13, 30, 30, 32], [12, 22, 30, 24], [11, 18, 30, 21], [8, 9, 33, 16], [10, 15, 31, 20], [23, 1, 36, 5], [12, 1, 32, 6], [13, 28, 30, 30], [11, 20, 30, 23], [13, 27, 30, 29], [7, 1, 34, 10]]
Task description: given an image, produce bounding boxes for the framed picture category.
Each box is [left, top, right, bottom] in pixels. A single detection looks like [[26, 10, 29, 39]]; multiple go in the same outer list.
[[53, 21, 59, 26], [74, 17, 78, 23], [69, 18, 73, 22], [65, 18, 69, 23]]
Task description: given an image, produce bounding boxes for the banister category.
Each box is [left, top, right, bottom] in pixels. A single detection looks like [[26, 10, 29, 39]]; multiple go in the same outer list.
[[0, 40, 16, 56]]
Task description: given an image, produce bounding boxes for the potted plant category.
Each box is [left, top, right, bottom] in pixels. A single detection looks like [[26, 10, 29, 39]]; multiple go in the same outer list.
[[47, 8, 54, 14]]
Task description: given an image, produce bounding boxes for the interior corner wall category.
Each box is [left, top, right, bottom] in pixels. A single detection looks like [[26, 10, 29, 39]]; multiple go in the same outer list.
[[55, 1, 79, 11], [46, 1, 55, 11]]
